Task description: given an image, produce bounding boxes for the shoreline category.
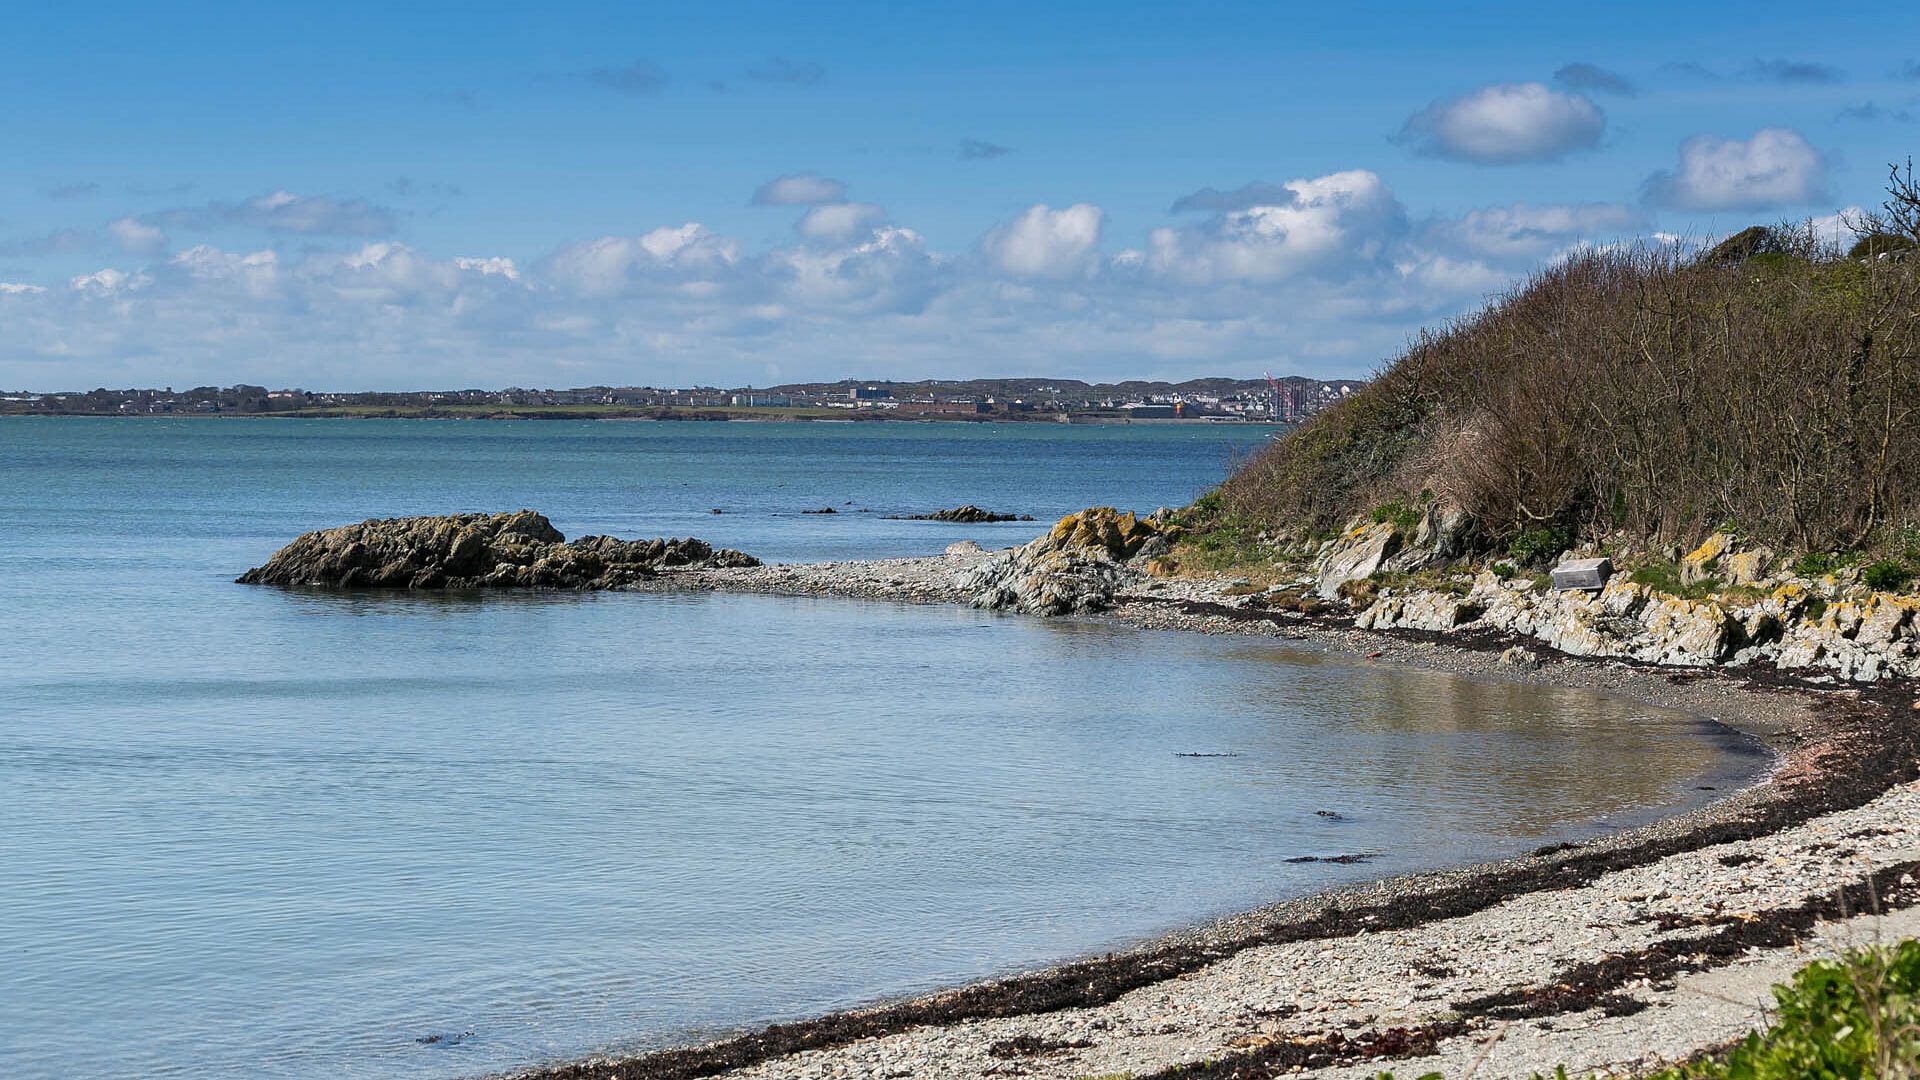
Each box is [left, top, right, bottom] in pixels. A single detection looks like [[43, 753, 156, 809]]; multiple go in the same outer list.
[[504, 551, 1920, 1080]]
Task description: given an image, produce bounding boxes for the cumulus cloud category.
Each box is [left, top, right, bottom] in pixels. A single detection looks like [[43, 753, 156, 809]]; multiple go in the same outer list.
[[1554, 62, 1634, 97], [109, 217, 168, 255], [586, 60, 669, 95], [746, 56, 824, 86], [1396, 82, 1606, 164], [1641, 128, 1829, 211], [982, 204, 1105, 278], [547, 224, 741, 295], [751, 173, 847, 207], [1745, 58, 1841, 84], [148, 190, 396, 236], [959, 138, 1012, 160], [1148, 170, 1406, 283], [797, 202, 886, 242], [70, 267, 152, 295], [0, 166, 1709, 391]]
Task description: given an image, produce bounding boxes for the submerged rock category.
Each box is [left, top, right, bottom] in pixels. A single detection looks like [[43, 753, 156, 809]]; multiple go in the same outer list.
[[963, 507, 1181, 616], [237, 511, 758, 589]]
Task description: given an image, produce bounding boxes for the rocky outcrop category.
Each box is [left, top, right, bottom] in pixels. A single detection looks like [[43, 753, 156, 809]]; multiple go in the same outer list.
[[964, 507, 1181, 616], [889, 505, 1035, 523], [238, 511, 759, 590], [1355, 570, 1920, 681], [1314, 522, 1402, 599]]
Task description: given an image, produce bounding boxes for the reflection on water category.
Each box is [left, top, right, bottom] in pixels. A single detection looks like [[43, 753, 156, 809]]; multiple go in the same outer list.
[[0, 420, 1767, 1080]]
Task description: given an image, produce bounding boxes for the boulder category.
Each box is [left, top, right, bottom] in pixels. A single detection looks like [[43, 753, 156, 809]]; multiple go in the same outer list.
[[1314, 522, 1401, 600], [1679, 532, 1735, 585], [238, 511, 758, 590], [1356, 592, 1483, 631], [963, 507, 1181, 616]]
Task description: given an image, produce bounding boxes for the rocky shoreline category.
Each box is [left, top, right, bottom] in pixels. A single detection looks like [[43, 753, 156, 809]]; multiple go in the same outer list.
[[506, 529, 1920, 1080]]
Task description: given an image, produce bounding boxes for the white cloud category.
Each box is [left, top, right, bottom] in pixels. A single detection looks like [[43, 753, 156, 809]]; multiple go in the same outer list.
[[453, 256, 522, 281], [109, 217, 168, 255], [982, 203, 1104, 278], [1147, 170, 1404, 283], [1803, 207, 1867, 248], [797, 202, 886, 242], [750, 173, 847, 206], [1396, 82, 1606, 164], [69, 268, 152, 294], [548, 224, 741, 295], [0, 282, 47, 295], [0, 169, 1709, 390], [768, 225, 941, 313], [1641, 128, 1829, 211]]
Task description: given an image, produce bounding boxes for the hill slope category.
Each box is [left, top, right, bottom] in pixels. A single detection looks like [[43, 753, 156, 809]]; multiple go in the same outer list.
[[1205, 223, 1920, 567]]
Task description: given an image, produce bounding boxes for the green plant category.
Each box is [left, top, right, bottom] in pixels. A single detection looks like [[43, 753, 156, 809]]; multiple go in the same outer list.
[[1490, 561, 1517, 580], [1863, 559, 1914, 592], [1508, 526, 1572, 568], [1371, 499, 1422, 534]]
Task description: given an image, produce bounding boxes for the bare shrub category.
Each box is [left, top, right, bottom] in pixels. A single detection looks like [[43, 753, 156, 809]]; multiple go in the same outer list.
[[1216, 170, 1920, 555]]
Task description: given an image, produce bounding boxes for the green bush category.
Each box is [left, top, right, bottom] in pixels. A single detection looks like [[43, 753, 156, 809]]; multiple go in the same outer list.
[[1508, 526, 1572, 567], [1490, 561, 1517, 580], [1793, 551, 1844, 577], [1863, 559, 1914, 592], [1371, 500, 1423, 534], [1848, 230, 1917, 260]]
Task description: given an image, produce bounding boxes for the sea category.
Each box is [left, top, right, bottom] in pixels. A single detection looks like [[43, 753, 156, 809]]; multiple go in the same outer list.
[[0, 417, 1768, 1080]]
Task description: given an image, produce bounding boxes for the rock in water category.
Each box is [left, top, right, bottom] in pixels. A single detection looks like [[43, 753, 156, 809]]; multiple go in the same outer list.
[[892, 505, 1035, 523], [237, 511, 759, 589], [963, 507, 1181, 616]]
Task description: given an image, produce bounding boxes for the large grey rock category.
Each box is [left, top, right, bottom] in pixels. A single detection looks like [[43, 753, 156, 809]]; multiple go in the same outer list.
[[238, 511, 759, 589], [962, 507, 1178, 616], [1314, 523, 1400, 600]]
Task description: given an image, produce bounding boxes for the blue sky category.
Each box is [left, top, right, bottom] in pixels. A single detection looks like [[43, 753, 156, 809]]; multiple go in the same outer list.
[[3, 0, 1918, 390]]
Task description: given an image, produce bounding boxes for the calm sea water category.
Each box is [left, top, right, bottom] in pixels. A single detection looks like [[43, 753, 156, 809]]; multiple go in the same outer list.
[[0, 418, 1765, 1080]]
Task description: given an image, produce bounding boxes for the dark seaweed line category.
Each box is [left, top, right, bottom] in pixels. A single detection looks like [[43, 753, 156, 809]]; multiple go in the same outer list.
[[507, 691, 1916, 1080], [1140, 858, 1920, 1078]]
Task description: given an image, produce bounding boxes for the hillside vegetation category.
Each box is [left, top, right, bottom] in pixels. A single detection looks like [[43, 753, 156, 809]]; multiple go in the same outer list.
[[1208, 165, 1920, 569]]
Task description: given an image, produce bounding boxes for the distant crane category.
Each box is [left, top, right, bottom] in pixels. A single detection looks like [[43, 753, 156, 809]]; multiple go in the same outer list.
[[1263, 371, 1282, 421]]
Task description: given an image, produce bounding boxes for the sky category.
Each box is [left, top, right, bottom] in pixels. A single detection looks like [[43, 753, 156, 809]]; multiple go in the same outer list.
[[3, 0, 1919, 391]]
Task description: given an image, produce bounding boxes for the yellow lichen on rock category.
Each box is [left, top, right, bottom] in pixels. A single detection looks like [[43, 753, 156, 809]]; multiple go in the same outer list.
[[1679, 531, 1735, 585], [1043, 506, 1179, 560]]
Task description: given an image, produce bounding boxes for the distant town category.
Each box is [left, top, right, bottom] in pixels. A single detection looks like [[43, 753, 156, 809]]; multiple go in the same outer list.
[[0, 376, 1365, 423]]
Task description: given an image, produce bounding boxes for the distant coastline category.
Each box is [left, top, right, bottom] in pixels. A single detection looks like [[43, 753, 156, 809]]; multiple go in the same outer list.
[[0, 405, 1291, 424], [0, 374, 1362, 423]]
